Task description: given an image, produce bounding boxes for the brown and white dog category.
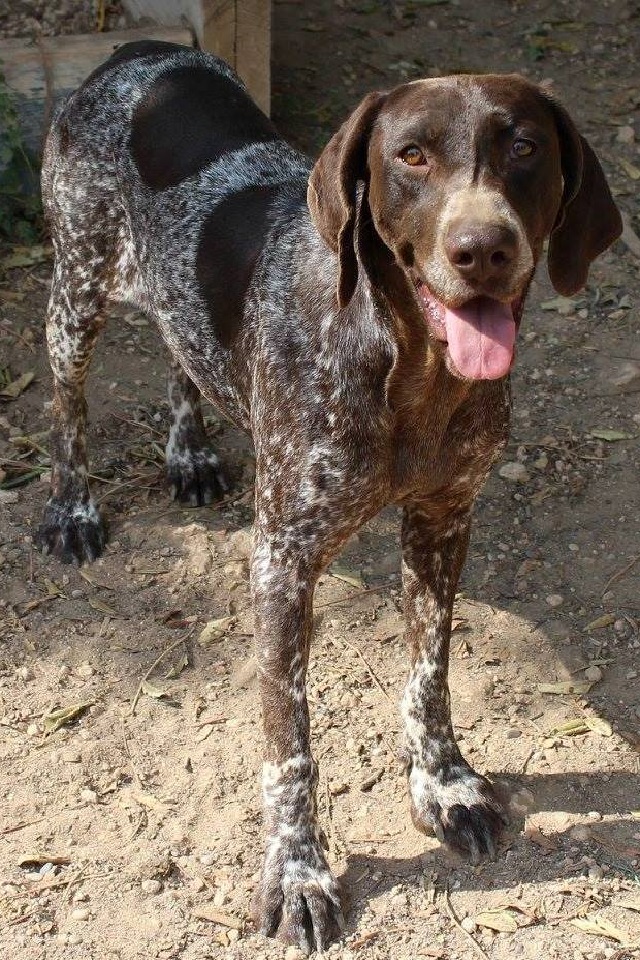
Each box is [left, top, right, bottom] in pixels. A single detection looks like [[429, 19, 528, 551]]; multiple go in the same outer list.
[[37, 40, 621, 952]]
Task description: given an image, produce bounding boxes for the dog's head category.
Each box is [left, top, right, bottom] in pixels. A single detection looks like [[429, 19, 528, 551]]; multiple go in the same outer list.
[[308, 75, 622, 381]]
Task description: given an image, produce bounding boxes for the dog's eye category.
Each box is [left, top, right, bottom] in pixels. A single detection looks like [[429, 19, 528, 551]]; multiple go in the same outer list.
[[511, 138, 536, 158], [399, 145, 427, 167]]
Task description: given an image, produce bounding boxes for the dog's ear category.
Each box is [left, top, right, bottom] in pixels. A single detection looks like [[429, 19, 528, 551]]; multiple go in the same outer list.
[[308, 92, 387, 308], [546, 98, 622, 296]]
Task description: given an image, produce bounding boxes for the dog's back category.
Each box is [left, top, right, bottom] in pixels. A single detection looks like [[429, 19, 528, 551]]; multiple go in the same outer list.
[[42, 42, 312, 426]]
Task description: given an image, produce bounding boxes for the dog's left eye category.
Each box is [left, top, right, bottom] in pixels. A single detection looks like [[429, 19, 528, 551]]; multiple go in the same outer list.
[[511, 138, 536, 158], [399, 145, 427, 166]]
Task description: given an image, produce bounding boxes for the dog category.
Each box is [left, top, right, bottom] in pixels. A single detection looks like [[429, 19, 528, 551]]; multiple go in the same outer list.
[[36, 40, 621, 952]]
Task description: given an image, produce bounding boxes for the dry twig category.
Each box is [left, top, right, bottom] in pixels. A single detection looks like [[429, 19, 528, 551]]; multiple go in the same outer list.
[[444, 887, 488, 960]]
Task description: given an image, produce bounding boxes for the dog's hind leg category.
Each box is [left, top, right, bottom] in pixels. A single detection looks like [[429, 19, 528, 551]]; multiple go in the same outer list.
[[36, 259, 108, 564], [36, 122, 119, 564], [165, 358, 228, 505]]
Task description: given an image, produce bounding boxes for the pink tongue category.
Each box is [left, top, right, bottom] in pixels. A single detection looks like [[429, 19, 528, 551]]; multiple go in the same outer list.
[[444, 298, 516, 380]]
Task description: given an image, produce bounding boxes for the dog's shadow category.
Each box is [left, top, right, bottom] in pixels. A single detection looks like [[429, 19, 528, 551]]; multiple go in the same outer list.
[[338, 769, 640, 929]]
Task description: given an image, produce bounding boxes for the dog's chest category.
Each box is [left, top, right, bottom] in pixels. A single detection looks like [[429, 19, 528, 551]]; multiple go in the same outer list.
[[391, 382, 511, 499]]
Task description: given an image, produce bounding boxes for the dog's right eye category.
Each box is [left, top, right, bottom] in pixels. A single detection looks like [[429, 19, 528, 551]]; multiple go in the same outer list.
[[398, 146, 427, 167]]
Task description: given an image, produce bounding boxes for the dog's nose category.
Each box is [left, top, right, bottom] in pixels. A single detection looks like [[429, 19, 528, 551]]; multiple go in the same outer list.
[[444, 222, 518, 283]]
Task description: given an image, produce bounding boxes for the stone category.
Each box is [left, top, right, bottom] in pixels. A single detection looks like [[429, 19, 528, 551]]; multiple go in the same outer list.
[[499, 462, 529, 483], [584, 665, 603, 683], [141, 879, 163, 895], [546, 594, 564, 608]]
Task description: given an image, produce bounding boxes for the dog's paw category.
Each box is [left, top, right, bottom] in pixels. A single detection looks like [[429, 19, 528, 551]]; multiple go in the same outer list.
[[36, 499, 107, 565], [166, 450, 228, 506], [408, 763, 506, 862], [253, 842, 343, 954]]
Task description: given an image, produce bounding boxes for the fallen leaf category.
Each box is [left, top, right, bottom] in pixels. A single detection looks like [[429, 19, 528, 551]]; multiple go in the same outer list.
[[165, 652, 189, 679], [130, 790, 170, 810], [538, 681, 593, 695], [584, 614, 616, 631], [190, 906, 243, 929], [475, 908, 519, 933], [88, 597, 121, 617], [548, 719, 592, 737], [570, 915, 628, 943], [584, 716, 613, 736], [0, 371, 35, 399], [43, 701, 94, 735], [329, 565, 365, 588], [540, 296, 578, 314], [140, 680, 169, 700], [619, 158, 640, 180], [198, 616, 236, 646], [590, 429, 632, 442]]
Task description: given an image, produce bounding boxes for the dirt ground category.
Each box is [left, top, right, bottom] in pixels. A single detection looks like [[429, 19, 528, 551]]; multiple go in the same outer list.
[[1, 1, 640, 958]]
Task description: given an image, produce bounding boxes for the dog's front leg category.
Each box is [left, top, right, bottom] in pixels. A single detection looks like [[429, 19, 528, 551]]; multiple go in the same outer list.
[[251, 532, 343, 953], [401, 503, 505, 861]]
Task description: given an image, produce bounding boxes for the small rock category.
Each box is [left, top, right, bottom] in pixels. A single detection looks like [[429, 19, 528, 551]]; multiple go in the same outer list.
[[506, 728, 522, 739], [71, 908, 90, 921], [141, 879, 163, 895], [587, 811, 603, 821], [73, 890, 89, 903], [199, 852, 215, 867], [80, 788, 98, 804], [616, 124, 635, 143], [588, 864, 604, 881], [570, 824, 591, 841], [584, 665, 603, 683], [15, 666, 34, 682], [61, 750, 82, 763], [510, 788, 536, 815], [499, 462, 529, 483], [610, 360, 640, 387], [546, 594, 564, 608], [0, 490, 19, 504], [329, 780, 349, 796], [285, 947, 307, 960], [461, 916, 477, 933]]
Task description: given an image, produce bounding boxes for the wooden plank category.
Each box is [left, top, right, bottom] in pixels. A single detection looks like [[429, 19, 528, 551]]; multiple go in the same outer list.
[[0, 26, 193, 153], [235, 0, 270, 115]]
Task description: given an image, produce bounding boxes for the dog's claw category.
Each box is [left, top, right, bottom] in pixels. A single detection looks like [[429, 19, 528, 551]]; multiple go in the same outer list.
[[166, 451, 227, 506], [36, 499, 107, 565]]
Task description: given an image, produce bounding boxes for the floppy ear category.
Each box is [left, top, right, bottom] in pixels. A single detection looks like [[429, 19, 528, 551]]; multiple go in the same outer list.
[[308, 92, 386, 308], [546, 99, 622, 296]]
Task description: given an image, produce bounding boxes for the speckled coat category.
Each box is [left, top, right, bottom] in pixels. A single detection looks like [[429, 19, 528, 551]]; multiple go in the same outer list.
[[37, 41, 621, 953]]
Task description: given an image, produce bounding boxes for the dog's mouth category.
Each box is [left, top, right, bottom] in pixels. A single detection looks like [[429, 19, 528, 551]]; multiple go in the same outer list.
[[415, 280, 523, 381]]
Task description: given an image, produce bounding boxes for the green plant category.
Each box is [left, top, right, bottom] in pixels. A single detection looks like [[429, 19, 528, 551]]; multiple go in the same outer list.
[[0, 66, 42, 246]]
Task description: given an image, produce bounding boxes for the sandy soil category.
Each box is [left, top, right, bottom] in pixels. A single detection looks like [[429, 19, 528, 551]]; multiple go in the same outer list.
[[1, 1, 639, 958]]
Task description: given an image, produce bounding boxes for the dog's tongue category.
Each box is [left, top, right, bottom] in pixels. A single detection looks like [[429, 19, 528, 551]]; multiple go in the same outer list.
[[444, 298, 516, 380]]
